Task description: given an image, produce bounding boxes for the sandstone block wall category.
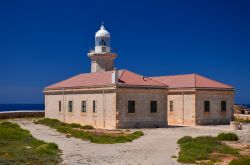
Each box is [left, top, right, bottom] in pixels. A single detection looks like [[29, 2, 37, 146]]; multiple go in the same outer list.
[[195, 90, 234, 125], [91, 58, 114, 72], [116, 88, 167, 128], [45, 91, 117, 129]]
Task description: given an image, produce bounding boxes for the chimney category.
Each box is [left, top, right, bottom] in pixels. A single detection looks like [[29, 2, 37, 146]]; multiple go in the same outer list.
[[112, 68, 119, 84]]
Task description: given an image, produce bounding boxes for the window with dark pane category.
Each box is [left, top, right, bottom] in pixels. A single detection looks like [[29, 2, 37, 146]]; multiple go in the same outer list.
[[150, 101, 157, 113], [128, 101, 135, 113], [59, 101, 62, 111], [81, 101, 86, 112], [204, 101, 210, 112], [170, 101, 174, 112], [93, 100, 96, 113], [68, 101, 73, 112], [221, 101, 226, 112]]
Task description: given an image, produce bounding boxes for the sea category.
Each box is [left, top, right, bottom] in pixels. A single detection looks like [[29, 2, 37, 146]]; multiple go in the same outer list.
[[240, 104, 250, 108], [0, 104, 45, 112]]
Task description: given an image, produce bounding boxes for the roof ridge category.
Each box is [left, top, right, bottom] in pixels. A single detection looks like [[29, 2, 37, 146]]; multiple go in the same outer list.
[[119, 69, 126, 80], [150, 73, 196, 78], [118, 69, 168, 86], [126, 70, 168, 86], [145, 77, 169, 86]]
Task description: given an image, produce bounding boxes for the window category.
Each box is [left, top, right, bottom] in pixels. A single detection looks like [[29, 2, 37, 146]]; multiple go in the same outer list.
[[128, 101, 135, 113], [170, 101, 174, 112], [204, 101, 210, 112], [59, 101, 62, 111], [150, 101, 157, 113], [93, 100, 96, 113], [81, 101, 86, 112], [221, 101, 226, 112], [101, 46, 106, 52], [68, 101, 73, 112]]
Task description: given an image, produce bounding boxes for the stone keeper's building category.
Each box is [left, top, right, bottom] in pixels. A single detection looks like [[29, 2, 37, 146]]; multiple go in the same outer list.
[[44, 25, 235, 129]]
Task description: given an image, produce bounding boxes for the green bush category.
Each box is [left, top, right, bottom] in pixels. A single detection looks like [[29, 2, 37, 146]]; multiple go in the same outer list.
[[0, 122, 30, 141], [81, 125, 94, 129], [217, 133, 239, 141], [69, 123, 83, 128], [36, 143, 59, 155], [34, 118, 63, 128], [0, 122, 61, 164], [177, 135, 238, 164], [177, 136, 193, 144], [229, 157, 250, 165], [35, 118, 144, 144], [234, 118, 250, 123]]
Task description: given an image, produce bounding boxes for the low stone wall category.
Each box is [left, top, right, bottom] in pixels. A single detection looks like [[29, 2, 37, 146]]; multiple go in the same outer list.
[[0, 111, 44, 119], [196, 118, 231, 125], [117, 121, 168, 128], [234, 114, 250, 121]]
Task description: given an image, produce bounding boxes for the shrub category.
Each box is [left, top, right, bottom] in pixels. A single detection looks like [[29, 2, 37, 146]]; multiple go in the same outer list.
[[0, 122, 61, 164], [177, 135, 238, 164], [234, 118, 250, 123], [34, 118, 62, 128], [229, 157, 250, 165], [81, 125, 94, 129], [217, 133, 239, 141], [35, 118, 144, 144], [69, 123, 83, 128], [0, 122, 30, 140], [36, 143, 59, 155], [177, 136, 193, 144]]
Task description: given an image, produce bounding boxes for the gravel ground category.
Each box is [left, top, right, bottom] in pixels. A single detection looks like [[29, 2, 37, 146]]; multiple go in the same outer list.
[[12, 119, 250, 165]]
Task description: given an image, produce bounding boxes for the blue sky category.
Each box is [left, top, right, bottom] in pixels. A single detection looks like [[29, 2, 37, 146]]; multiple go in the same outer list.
[[0, 0, 249, 104]]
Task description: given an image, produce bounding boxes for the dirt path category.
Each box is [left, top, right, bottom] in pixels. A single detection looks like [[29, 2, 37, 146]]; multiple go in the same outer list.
[[12, 119, 250, 165]]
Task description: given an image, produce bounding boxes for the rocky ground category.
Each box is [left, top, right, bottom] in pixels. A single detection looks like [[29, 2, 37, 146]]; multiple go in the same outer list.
[[11, 118, 250, 165]]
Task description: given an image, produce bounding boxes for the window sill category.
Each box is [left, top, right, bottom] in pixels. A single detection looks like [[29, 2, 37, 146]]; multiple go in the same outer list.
[[80, 113, 88, 116]]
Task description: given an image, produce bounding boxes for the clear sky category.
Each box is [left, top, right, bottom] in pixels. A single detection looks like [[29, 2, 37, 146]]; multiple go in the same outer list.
[[0, 0, 249, 104]]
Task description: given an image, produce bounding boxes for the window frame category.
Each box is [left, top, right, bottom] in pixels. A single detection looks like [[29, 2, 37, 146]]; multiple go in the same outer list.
[[59, 101, 62, 112], [204, 100, 210, 112], [101, 46, 106, 52], [150, 101, 157, 113], [81, 101, 87, 112], [68, 101, 73, 112], [93, 100, 96, 113], [128, 100, 135, 113], [221, 101, 226, 112]]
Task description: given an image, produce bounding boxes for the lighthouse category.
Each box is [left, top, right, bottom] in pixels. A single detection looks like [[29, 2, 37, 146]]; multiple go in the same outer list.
[[87, 24, 117, 73]]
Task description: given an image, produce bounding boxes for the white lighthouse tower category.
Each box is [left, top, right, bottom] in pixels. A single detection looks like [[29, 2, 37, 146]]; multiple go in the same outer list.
[[88, 24, 117, 73]]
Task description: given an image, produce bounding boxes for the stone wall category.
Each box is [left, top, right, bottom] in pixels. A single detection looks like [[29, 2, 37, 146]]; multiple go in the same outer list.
[[45, 87, 235, 128], [45, 89, 117, 129], [234, 104, 250, 115], [167, 90, 196, 126], [0, 111, 44, 119], [234, 114, 250, 121], [195, 90, 234, 125], [116, 88, 167, 128]]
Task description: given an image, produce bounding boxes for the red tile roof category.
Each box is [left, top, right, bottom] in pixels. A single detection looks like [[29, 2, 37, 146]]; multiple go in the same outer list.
[[46, 70, 233, 90], [46, 70, 167, 89], [151, 74, 234, 89]]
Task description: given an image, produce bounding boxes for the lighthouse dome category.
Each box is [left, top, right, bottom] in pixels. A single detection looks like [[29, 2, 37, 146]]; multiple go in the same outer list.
[[95, 25, 110, 38]]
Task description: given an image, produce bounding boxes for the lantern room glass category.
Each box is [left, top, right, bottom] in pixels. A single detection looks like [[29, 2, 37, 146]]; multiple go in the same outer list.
[[95, 37, 110, 46]]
